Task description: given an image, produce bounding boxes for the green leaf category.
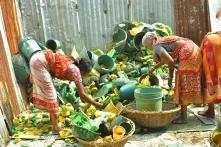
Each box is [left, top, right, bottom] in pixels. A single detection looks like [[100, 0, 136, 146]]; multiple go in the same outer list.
[[146, 48, 153, 56], [107, 49, 116, 57]]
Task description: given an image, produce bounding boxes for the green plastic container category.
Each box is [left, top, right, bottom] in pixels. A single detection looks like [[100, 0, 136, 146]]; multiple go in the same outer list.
[[113, 28, 127, 52], [19, 37, 42, 60], [12, 53, 30, 84], [134, 87, 163, 112], [119, 83, 137, 101], [46, 39, 61, 51], [95, 55, 115, 74]]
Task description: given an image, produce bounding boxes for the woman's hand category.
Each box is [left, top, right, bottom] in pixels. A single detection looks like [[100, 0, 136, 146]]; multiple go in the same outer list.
[[148, 61, 165, 75], [93, 97, 103, 108], [93, 97, 100, 101], [86, 95, 102, 108], [75, 82, 102, 108], [139, 63, 161, 82], [79, 102, 90, 109], [94, 101, 103, 108]]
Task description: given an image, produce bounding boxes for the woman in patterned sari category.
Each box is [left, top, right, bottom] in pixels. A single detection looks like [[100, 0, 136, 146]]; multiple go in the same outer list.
[[198, 31, 221, 118], [30, 49, 101, 133], [141, 32, 203, 124]]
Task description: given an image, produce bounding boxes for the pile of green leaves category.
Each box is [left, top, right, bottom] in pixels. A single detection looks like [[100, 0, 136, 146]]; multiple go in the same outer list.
[[53, 79, 80, 105], [70, 110, 99, 132]]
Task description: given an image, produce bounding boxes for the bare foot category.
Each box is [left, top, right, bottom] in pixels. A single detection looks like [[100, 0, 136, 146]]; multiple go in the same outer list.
[[172, 118, 187, 124], [198, 110, 215, 118]]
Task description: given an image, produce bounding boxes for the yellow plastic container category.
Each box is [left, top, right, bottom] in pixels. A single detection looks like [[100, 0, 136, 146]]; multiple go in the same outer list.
[[103, 101, 123, 115]]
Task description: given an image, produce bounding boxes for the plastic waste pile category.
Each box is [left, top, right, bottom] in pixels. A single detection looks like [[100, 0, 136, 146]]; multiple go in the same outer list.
[[12, 21, 175, 144]]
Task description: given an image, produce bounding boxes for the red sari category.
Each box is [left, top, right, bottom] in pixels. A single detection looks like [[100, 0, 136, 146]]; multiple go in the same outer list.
[[154, 36, 203, 105], [201, 32, 221, 104], [30, 49, 82, 114]]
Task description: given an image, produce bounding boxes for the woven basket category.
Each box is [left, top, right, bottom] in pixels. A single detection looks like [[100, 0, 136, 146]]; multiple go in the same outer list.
[[209, 131, 221, 147], [123, 102, 180, 128], [209, 132, 218, 147], [76, 117, 135, 147]]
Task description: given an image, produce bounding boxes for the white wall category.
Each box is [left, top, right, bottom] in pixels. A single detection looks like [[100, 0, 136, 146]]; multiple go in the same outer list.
[[209, 0, 221, 32]]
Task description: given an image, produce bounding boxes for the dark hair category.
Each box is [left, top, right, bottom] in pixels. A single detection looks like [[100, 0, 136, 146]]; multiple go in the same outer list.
[[75, 58, 92, 74]]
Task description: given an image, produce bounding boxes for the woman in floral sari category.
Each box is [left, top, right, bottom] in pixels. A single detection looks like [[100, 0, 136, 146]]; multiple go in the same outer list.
[[142, 32, 203, 124], [30, 49, 101, 133], [198, 31, 221, 118]]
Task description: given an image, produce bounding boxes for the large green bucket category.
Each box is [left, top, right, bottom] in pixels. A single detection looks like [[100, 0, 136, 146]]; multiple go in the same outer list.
[[12, 53, 30, 84], [19, 37, 42, 60], [113, 28, 127, 52], [94, 55, 115, 74], [134, 87, 163, 112]]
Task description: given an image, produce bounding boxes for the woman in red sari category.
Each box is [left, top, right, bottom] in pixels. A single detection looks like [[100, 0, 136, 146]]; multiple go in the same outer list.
[[197, 2, 221, 116], [29, 49, 101, 133], [198, 31, 221, 118], [142, 32, 203, 124]]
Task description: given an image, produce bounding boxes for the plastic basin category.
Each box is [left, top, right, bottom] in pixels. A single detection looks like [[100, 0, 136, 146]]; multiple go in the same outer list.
[[95, 55, 115, 74], [134, 87, 163, 112], [113, 28, 127, 52]]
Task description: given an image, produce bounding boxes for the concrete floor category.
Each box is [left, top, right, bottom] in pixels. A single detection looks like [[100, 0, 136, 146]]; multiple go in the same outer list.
[[123, 109, 215, 147], [7, 107, 217, 147], [125, 131, 211, 147], [7, 131, 211, 147]]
